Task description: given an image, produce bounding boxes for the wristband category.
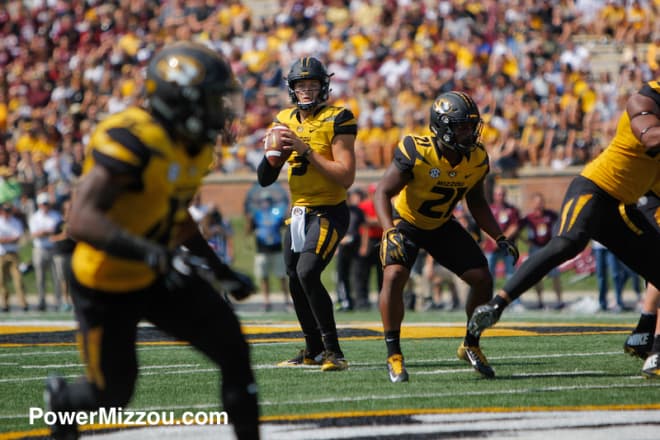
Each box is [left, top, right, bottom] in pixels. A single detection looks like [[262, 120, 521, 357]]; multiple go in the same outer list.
[[302, 146, 313, 158]]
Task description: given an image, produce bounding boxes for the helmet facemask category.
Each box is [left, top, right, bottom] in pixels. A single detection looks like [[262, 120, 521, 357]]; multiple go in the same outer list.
[[286, 57, 331, 111]]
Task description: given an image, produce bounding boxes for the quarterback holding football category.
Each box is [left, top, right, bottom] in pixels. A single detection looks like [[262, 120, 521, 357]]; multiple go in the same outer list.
[[257, 56, 357, 372]]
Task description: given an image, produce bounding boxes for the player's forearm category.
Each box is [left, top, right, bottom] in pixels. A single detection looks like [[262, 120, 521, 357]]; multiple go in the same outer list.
[[68, 206, 130, 253], [374, 201, 394, 230], [257, 157, 281, 187], [469, 204, 504, 240]]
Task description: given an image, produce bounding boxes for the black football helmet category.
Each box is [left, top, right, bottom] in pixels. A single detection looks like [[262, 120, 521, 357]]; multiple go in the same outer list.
[[146, 42, 243, 151], [286, 57, 331, 111], [429, 91, 482, 155]]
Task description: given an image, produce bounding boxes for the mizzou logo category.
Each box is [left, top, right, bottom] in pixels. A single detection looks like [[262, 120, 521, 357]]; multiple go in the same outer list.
[[156, 54, 205, 86]]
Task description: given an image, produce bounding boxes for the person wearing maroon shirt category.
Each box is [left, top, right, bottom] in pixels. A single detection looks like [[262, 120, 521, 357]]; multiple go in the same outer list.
[[482, 185, 521, 280], [354, 183, 384, 309], [519, 192, 564, 309]]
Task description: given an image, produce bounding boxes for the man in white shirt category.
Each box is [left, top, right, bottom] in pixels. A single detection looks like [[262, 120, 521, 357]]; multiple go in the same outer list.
[[0, 204, 27, 312], [28, 192, 62, 311]]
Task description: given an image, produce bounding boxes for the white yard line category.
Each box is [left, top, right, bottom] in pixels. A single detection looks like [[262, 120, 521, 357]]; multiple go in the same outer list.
[[0, 367, 217, 383], [259, 381, 659, 406]]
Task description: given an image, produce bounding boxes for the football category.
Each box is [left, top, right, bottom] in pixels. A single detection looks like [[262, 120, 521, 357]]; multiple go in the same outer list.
[[263, 125, 292, 167]]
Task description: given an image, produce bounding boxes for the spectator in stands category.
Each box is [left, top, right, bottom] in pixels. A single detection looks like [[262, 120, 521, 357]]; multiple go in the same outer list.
[[335, 186, 366, 312], [50, 197, 75, 312], [0, 203, 27, 312], [28, 192, 62, 311], [592, 240, 629, 312], [422, 254, 461, 311], [247, 191, 289, 312], [0, 0, 657, 182], [482, 185, 521, 281], [354, 183, 383, 310], [618, 262, 642, 303], [203, 205, 235, 266], [519, 193, 564, 310]]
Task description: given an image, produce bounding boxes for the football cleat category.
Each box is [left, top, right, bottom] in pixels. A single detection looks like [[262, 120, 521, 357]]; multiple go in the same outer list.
[[624, 331, 653, 360], [321, 351, 348, 371], [387, 354, 409, 383], [642, 353, 660, 378], [44, 375, 79, 440], [457, 343, 495, 378], [277, 349, 324, 367], [468, 303, 501, 337]]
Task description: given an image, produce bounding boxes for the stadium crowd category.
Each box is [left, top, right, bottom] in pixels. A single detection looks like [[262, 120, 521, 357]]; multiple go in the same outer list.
[[0, 0, 659, 310]]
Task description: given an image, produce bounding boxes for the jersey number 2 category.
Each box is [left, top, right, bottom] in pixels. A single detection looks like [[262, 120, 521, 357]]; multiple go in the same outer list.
[[418, 186, 467, 219]]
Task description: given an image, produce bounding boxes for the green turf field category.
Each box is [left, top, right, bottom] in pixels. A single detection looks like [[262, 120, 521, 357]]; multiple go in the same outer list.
[[1, 307, 658, 439]]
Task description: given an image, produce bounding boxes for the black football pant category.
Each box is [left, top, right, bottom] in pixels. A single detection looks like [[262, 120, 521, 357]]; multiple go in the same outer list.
[[283, 202, 348, 356], [60, 274, 259, 439], [504, 176, 660, 300]]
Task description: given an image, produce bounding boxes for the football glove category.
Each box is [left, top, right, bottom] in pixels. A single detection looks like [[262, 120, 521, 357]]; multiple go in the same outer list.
[[162, 248, 211, 290], [169, 247, 256, 300], [218, 270, 256, 301], [142, 242, 170, 275], [380, 227, 408, 266], [496, 235, 519, 264]]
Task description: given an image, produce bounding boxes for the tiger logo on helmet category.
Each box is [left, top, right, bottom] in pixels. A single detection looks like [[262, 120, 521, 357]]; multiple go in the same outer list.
[[146, 42, 244, 151]]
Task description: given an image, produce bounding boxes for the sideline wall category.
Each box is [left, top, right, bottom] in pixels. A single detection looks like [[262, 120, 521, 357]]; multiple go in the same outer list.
[[200, 168, 579, 219]]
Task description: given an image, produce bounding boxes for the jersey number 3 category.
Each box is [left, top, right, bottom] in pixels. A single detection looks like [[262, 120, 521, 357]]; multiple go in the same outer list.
[[290, 155, 310, 176]]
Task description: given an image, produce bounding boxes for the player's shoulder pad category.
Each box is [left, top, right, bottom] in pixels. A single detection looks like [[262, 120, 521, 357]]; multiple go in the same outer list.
[[274, 107, 298, 125], [325, 106, 357, 135], [91, 108, 170, 174], [393, 135, 421, 171]]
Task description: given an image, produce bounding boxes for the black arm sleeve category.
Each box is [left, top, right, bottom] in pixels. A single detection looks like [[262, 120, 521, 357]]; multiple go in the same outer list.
[[257, 156, 282, 187], [183, 230, 240, 282], [103, 230, 162, 262]]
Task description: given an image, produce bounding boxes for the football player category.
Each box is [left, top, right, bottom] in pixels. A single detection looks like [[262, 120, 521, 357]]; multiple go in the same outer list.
[[625, 186, 660, 377], [257, 57, 357, 371], [373, 91, 518, 382], [469, 81, 660, 373], [44, 42, 259, 439]]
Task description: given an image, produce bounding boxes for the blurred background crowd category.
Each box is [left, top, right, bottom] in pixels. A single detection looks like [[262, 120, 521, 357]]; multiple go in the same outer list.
[[0, 0, 658, 311]]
